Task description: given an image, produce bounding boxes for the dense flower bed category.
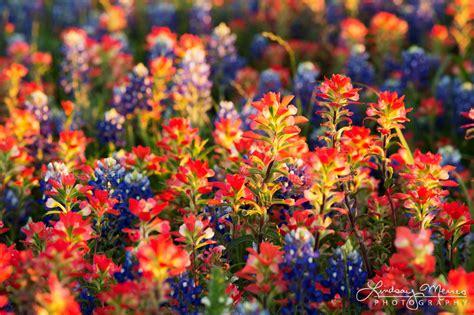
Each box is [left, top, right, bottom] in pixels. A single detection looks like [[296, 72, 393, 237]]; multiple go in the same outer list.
[[0, 0, 473, 314]]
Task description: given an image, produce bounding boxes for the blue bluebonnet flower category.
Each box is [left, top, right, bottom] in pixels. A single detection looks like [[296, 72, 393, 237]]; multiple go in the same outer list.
[[78, 287, 96, 315], [357, 0, 399, 20], [114, 251, 140, 283], [38, 162, 70, 224], [1, 188, 18, 213], [250, 34, 269, 60], [189, 0, 212, 35], [51, 0, 91, 28], [113, 63, 152, 116], [147, 28, 176, 60], [438, 145, 463, 170], [294, 62, 319, 112], [323, 247, 367, 301], [60, 28, 90, 102], [113, 171, 153, 230], [461, 233, 474, 268], [97, 109, 126, 147], [325, 2, 346, 25], [25, 90, 49, 123], [148, 3, 178, 31], [203, 205, 232, 240], [436, 75, 457, 107], [432, 0, 448, 21], [217, 101, 240, 121], [274, 163, 313, 220], [401, 46, 438, 88], [346, 47, 375, 86], [380, 78, 404, 95], [240, 69, 283, 128], [3, 0, 42, 38], [91, 158, 152, 231], [1, 188, 20, 228], [453, 82, 474, 129], [208, 23, 245, 89], [41, 162, 70, 201], [116, 171, 153, 202], [279, 227, 328, 314], [382, 57, 401, 79], [435, 76, 474, 130], [257, 69, 282, 96], [172, 46, 212, 125], [308, 123, 326, 150], [247, 0, 260, 14], [90, 157, 126, 192], [24, 90, 57, 138], [400, 0, 435, 44], [168, 273, 203, 315], [232, 300, 269, 315]]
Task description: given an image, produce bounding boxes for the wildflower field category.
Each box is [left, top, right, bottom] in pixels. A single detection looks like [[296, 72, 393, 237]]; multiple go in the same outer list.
[[1, 0, 474, 314]]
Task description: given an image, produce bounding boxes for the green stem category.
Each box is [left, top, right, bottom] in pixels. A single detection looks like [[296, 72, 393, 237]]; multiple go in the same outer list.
[[453, 172, 474, 233], [395, 127, 414, 164]]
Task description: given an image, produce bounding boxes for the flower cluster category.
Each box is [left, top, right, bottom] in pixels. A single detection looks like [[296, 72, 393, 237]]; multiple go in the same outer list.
[[0, 1, 473, 314]]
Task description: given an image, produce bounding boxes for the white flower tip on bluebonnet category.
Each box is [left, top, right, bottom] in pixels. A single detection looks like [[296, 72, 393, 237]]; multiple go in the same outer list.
[[133, 63, 149, 77], [63, 29, 87, 48], [28, 90, 48, 107], [214, 23, 232, 38], [45, 161, 69, 182]]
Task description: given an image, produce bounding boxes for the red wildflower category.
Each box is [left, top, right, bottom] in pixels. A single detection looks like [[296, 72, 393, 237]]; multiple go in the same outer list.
[[443, 268, 474, 314], [399, 149, 457, 189], [236, 242, 286, 295], [436, 201, 473, 240], [136, 234, 190, 282], [390, 227, 435, 275], [172, 159, 214, 198], [7, 40, 30, 61], [61, 100, 75, 117], [340, 18, 368, 46], [34, 274, 81, 315], [316, 74, 360, 106], [0, 244, 14, 288], [99, 5, 127, 32], [213, 117, 242, 152], [21, 221, 51, 246], [58, 130, 89, 167], [3, 63, 28, 80], [430, 24, 453, 46], [443, 201, 470, 220], [341, 126, 381, 166], [176, 215, 215, 250], [461, 108, 474, 140], [416, 97, 443, 118], [30, 51, 52, 66], [128, 198, 167, 222], [81, 189, 120, 218], [52, 212, 95, 248], [370, 12, 408, 54], [243, 92, 307, 157], [176, 34, 203, 57], [93, 254, 118, 275], [235, 67, 259, 96], [96, 281, 145, 314], [366, 91, 411, 135], [146, 27, 176, 50]]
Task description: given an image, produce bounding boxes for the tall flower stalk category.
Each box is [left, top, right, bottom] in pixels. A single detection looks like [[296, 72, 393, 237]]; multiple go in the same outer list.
[[242, 92, 307, 241], [313, 74, 372, 276], [367, 91, 412, 226]]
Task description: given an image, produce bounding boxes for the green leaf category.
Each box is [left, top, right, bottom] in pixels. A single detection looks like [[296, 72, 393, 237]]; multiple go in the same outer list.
[[224, 234, 255, 254], [203, 268, 232, 315]]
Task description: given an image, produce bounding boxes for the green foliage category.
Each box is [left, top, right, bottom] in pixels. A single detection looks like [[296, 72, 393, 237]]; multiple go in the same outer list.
[[203, 268, 232, 315]]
